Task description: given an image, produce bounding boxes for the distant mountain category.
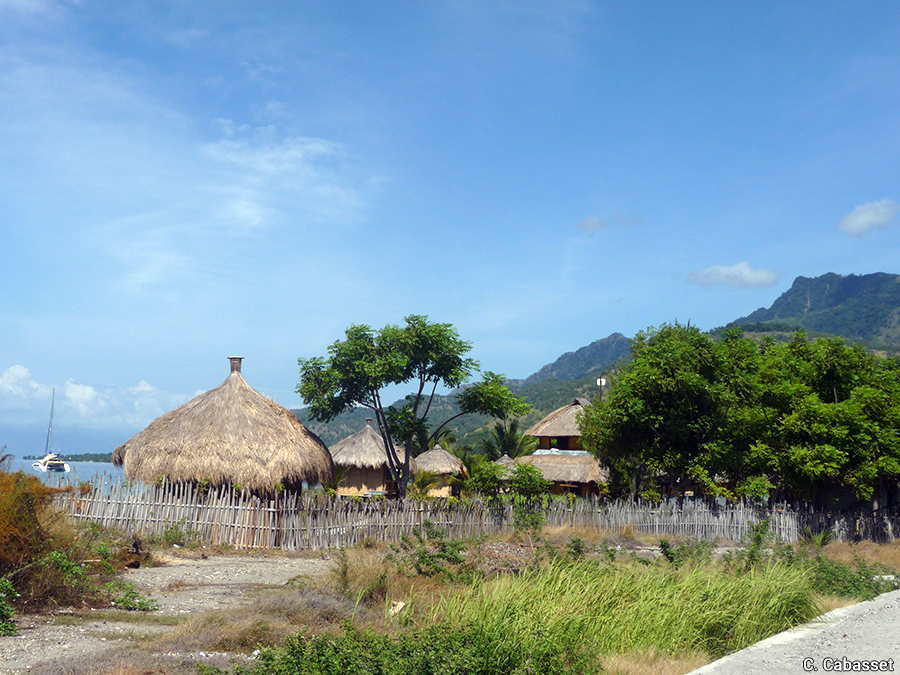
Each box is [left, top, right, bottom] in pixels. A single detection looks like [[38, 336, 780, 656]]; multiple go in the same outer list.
[[522, 333, 631, 385], [296, 272, 900, 446], [732, 272, 900, 343]]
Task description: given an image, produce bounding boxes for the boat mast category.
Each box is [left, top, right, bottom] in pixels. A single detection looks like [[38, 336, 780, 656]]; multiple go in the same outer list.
[[44, 388, 55, 456]]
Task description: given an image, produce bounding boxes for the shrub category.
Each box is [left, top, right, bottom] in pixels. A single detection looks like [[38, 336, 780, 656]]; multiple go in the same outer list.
[[0, 577, 19, 636], [388, 520, 466, 580], [198, 619, 595, 675]]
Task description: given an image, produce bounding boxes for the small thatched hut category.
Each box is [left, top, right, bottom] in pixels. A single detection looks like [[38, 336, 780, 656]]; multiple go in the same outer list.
[[330, 419, 417, 497], [415, 446, 467, 498], [525, 397, 590, 450], [112, 357, 334, 496], [494, 453, 515, 468], [515, 451, 608, 497]]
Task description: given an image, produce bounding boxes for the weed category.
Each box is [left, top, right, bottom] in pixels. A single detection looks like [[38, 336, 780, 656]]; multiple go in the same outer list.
[[334, 547, 351, 596], [566, 536, 589, 561], [199, 618, 596, 675], [0, 577, 19, 635], [103, 580, 159, 611], [388, 521, 466, 580], [658, 539, 713, 569], [152, 518, 200, 548]]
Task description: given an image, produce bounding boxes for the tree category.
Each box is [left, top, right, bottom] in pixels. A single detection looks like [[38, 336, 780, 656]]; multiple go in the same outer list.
[[580, 324, 900, 507], [478, 418, 537, 461], [297, 315, 530, 497], [579, 322, 730, 498]]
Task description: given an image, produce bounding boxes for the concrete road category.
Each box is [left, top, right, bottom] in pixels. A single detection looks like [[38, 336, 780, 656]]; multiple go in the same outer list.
[[688, 589, 900, 674]]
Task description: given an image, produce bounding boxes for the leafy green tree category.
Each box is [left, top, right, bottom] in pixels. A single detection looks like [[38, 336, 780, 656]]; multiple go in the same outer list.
[[579, 322, 731, 498], [581, 324, 900, 507], [462, 459, 507, 498], [297, 316, 530, 497], [478, 418, 537, 461]]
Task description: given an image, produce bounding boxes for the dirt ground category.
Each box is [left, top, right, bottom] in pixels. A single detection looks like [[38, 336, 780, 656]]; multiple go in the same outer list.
[[0, 549, 335, 675]]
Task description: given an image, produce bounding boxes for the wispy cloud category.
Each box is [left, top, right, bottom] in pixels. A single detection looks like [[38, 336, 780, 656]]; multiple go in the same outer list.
[[686, 262, 780, 288], [578, 214, 644, 233], [838, 199, 900, 236], [0, 366, 188, 430]]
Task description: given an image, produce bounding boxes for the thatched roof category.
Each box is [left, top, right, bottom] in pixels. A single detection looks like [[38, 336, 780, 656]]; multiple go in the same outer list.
[[112, 358, 334, 494], [330, 420, 417, 473], [515, 453, 608, 485], [525, 397, 590, 438], [415, 447, 467, 476], [494, 454, 515, 467]]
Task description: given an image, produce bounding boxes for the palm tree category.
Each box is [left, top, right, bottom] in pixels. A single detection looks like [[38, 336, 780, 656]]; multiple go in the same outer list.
[[478, 419, 537, 461]]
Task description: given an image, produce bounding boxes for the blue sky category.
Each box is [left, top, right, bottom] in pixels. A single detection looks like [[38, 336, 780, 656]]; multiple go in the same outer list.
[[1, 1, 899, 455]]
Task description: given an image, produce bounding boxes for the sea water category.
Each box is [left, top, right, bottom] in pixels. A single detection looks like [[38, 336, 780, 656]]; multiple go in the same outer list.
[[6, 458, 125, 490]]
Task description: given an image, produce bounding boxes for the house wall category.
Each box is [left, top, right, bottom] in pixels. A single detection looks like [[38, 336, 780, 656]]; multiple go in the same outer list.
[[425, 475, 456, 499], [336, 466, 390, 496], [549, 481, 599, 497]]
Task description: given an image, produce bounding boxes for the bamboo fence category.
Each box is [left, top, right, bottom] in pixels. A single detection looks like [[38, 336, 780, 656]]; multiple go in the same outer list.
[[51, 475, 900, 551]]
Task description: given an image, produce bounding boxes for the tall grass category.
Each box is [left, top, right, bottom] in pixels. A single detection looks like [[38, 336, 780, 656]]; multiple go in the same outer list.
[[437, 559, 819, 659]]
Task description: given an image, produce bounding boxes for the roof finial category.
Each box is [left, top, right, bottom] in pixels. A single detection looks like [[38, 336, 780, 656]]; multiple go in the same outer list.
[[229, 356, 244, 374]]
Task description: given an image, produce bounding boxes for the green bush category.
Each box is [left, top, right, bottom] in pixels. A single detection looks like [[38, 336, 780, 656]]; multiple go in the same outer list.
[[388, 521, 466, 580], [0, 577, 19, 636], [198, 619, 594, 675], [809, 554, 900, 600], [103, 580, 159, 611]]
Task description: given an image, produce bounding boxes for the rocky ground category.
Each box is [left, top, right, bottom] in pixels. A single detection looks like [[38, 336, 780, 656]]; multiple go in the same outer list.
[[0, 550, 335, 675]]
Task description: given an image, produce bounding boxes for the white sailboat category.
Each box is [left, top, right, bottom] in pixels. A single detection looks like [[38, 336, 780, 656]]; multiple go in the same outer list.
[[31, 389, 70, 474]]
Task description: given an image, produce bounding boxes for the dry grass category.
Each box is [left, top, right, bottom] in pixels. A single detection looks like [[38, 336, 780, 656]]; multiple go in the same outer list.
[[818, 540, 900, 570], [814, 595, 859, 614], [602, 648, 711, 675], [26, 645, 241, 675]]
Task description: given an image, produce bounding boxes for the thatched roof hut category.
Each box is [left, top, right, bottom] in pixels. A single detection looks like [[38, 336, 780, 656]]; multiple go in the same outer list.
[[414, 446, 467, 498], [330, 419, 416, 496], [515, 451, 608, 497], [112, 357, 334, 495], [415, 447, 467, 477], [494, 454, 515, 468], [525, 397, 590, 450]]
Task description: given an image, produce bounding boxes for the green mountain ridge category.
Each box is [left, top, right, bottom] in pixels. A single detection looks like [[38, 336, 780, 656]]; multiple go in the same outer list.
[[732, 272, 900, 343], [294, 271, 900, 446]]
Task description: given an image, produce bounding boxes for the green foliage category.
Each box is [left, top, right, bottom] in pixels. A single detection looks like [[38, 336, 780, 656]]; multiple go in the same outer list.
[[507, 463, 550, 533], [566, 537, 589, 560], [297, 316, 529, 496], [478, 418, 537, 461], [658, 539, 713, 569], [461, 460, 506, 498], [580, 323, 900, 506], [733, 272, 900, 344], [40, 550, 87, 587], [507, 462, 551, 500], [0, 577, 19, 636], [157, 518, 201, 547], [440, 557, 819, 660], [807, 553, 899, 600], [201, 618, 593, 675], [389, 521, 467, 580], [102, 579, 159, 611]]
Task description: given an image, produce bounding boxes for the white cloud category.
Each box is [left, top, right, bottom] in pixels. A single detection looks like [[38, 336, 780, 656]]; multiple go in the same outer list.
[[578, 213, 644, 233], [686, 262, 780, 288], [0, 366, 51, 398], [838, 199, 900, 236], [0, 366, 188, 430]]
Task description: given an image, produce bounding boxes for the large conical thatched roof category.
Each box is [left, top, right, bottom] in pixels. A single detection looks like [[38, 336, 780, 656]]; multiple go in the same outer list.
[[416, 446, 467, 476], [525, 397, 590, 438], [515, 453, 608, 485], [330, 419, 417, 473], [112, 358, 334, 494]]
